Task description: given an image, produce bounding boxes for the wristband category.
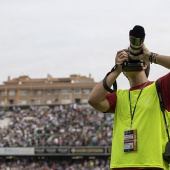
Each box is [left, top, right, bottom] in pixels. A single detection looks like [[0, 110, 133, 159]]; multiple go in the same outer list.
[[153, 53, 158, 64], [149, 52, 158, 64], [103, 65, 117, 93]]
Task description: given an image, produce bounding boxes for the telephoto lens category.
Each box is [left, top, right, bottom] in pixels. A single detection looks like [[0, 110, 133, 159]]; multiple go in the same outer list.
[[122, 25, 145, 72], [128, 25, 145, 55]]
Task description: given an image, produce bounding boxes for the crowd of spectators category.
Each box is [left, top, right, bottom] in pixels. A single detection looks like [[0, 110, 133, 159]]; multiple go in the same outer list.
[[0, 157, 110, 170], [0, 104, 114, 147]]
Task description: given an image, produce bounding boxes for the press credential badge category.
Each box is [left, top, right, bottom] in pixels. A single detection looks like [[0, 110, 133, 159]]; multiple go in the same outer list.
[[124, 129, 137, 152]]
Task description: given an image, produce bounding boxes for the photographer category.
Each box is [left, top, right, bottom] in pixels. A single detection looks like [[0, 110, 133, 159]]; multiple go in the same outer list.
[[88, 26, 170, 170]]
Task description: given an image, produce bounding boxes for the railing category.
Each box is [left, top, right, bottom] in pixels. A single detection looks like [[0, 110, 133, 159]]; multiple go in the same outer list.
[[0, 146, 111, 156]]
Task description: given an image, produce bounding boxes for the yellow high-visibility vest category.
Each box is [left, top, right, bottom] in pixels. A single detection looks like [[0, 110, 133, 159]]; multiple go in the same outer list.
[[110, 82, 170, 170]]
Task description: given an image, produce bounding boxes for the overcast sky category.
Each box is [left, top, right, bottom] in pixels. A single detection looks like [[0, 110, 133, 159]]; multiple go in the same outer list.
[[0, 0, 170, 89]]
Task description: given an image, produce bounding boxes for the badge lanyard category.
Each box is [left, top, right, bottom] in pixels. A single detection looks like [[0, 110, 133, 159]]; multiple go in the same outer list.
[[128, 81, 149, 128]]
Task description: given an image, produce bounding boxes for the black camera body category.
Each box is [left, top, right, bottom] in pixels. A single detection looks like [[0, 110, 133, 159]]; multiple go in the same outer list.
[[122, 49, 144, 72], [122, 25, 145, 72]]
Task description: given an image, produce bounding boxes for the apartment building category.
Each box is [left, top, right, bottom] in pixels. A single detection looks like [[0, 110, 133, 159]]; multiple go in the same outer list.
[[0, 74, 97, 107]]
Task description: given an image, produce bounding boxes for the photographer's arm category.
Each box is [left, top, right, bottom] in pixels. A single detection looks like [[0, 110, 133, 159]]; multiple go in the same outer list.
[[132, 44, 170, 69], [156, 54, 170, 69], [88, 50, 128, 112], [88, 69, 121, 112]]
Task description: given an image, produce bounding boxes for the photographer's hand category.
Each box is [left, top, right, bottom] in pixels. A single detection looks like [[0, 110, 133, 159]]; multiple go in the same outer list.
[[115, 50, 128, 72], [141, 44, 151, 62]]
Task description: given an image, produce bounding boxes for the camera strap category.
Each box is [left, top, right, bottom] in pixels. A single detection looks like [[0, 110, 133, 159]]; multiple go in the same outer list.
[[103, 65, 118, 93], [155, 80, 170, 141]]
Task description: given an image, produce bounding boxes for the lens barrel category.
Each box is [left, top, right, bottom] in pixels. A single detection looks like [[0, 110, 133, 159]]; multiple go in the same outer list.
[[122, 25, 145, 72], [129, 25, 145, 55]]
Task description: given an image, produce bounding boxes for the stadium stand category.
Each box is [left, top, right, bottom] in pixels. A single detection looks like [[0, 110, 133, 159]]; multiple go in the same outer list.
[[0, 105, 113, 147], [0, 104, 113, 169], [0, 156, 110, 170]]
